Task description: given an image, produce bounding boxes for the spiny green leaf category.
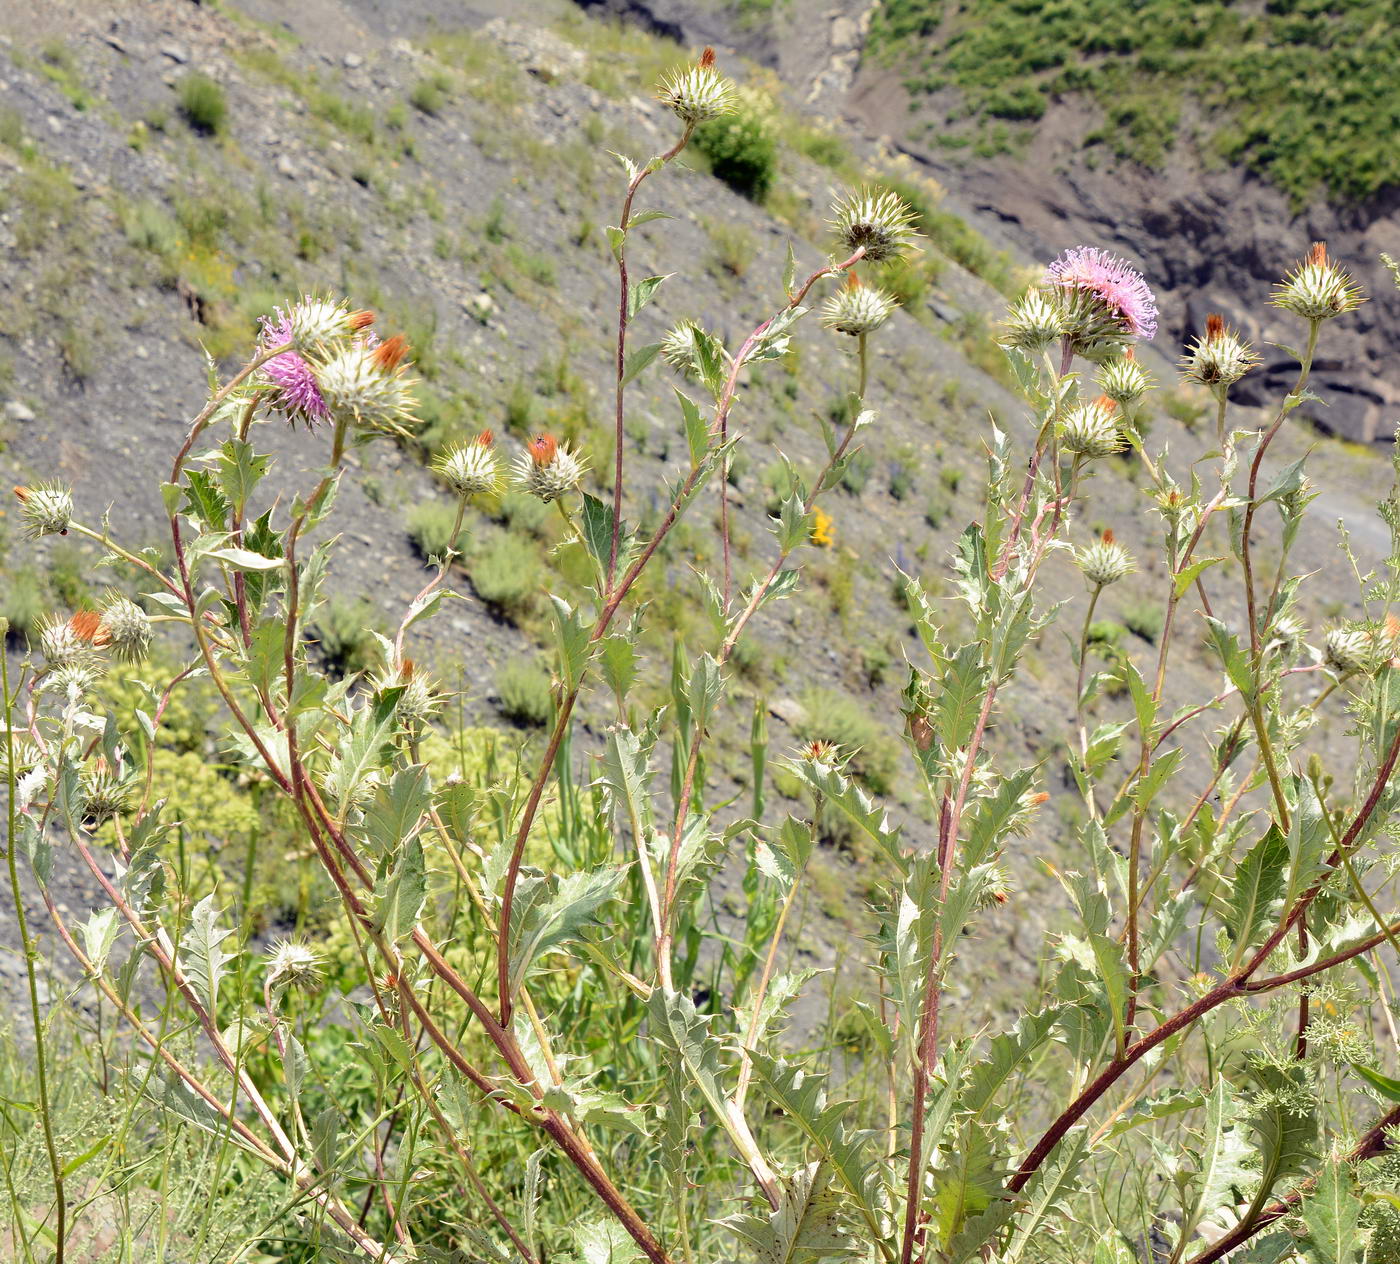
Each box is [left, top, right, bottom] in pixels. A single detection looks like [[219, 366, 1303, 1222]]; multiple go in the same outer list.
[[371, 835, 426, 945], [627, 273, 671, 319], [746, 1052, 890, 1263], [1226, 825, 1288, 965], [621, 342, 663, 387], [1301, 1160, 1361, 1264], [507, 866, 625, 998], [723, 1161, 860, 1264], [181, 895, 234, 1015]]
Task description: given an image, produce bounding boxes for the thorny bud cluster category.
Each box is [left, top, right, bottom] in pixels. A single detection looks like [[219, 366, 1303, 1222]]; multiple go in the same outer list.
[[655, 47, 737, 126], [1059, 395, 1125, 459], [1273, 242, 1365, 322], [1075, 530, 1135, 589], [1180, 312, 1260, 392]]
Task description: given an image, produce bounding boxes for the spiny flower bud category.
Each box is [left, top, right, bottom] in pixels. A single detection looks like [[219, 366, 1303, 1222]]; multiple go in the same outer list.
[[655, 47, 737, 125], [287, 295, 375, 354], [39, 612, 107, 669], [1267, 613, 1307, 658], [1060, 395, 1125, 459], [820, 274, 897, 336], [42, 661, 104, 698], [99, 594, 152, 664], [82, 758, 130, 824], [515, 433, 587, 504], [661, 319, 718, 380], [1096, 348, 1154, 405], [1180, 313, 1261, 390], [374, 658, 440, 728], [314, 335, 418, 435], [800, 738, 841, 770], [1000, 289, 1063, 353], [434, 431, 501, 498], [829, 187, 918, 264], [1272, 242, 1364, 321], [266, 938, 323, 991], [13, 481, 73, 538], [1076, 530, 1135, 588], [1324, 625, 1373, 676]]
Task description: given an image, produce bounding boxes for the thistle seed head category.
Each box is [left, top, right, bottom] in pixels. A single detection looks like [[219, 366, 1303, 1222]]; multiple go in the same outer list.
[[434, 431, 501, 498], [266, 938, 324, 991], [1324, 625, 1373, 676], [1096, 348, 1154, 406], [1000, 289, 1063, 353], [655, 48, 737, 125], [13, 481, 73, 538], [515, 433, 587, 503], [314, 337, 418, 436], [1076, 530, 1135, 588], [820, 275, 897, 336], [1272, 242, 1364, 321], [829, 187, 918, 264], [99, 594, 152, 664], [1180, 313, 1261, 389], [1267, 613, 1307, 658], [1060, 396, 1125, 459]]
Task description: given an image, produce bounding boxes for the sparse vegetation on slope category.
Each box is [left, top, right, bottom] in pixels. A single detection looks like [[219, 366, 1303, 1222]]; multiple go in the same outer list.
[[871, 0, 1400, 203]]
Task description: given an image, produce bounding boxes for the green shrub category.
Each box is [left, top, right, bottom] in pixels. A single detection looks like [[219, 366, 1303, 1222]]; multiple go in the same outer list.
[[410, 73, 452, 116], [406, 500, 467, 561], [496, 658, 553, 727], [1120, 600, 1164, 644], [1087, 618, 1126, 652], [706, 220, 756, 278], [469, 533, 542, 620], [177, 73, 227, 136], [693, 94, 777, 201], [1, 569, 44, 642]]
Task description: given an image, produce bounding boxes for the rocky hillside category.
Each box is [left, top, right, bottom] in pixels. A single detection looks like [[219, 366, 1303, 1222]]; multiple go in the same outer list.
[[595, 0, 1400, 445], [0, 0, 1393, 1024]]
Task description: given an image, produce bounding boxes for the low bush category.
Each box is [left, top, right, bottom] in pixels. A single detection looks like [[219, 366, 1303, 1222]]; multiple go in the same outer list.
[[177, 72, 227, 135]]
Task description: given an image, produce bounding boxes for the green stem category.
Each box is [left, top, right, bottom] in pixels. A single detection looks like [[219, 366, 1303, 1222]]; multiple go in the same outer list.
[[3, 647, 66, 1261]]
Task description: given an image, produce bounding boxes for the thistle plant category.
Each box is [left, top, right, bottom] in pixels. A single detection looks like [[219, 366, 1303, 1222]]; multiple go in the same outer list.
[[8, 46, 1400, 1264]]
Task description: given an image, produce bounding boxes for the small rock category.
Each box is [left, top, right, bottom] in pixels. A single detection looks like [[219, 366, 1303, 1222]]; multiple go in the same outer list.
[[463, 291, 494, 324], [104, 33, 128, 54], [160, 43, 190, 64], [769, 697, 807, 727], [45, 114, 64, 135], [275, 153, 297, 179], [343, 52, 364, 69], [4, 400, 35, 424]]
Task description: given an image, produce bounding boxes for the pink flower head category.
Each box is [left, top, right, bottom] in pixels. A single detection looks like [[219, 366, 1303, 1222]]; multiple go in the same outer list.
[[1046, 247, 1158, 340], [258, 309, 329, 427]]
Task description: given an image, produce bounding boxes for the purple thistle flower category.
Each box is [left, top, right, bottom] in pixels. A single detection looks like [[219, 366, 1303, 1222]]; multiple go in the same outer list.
[[259, 309, 330, 427], [1046, 247, 1158, 340]]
